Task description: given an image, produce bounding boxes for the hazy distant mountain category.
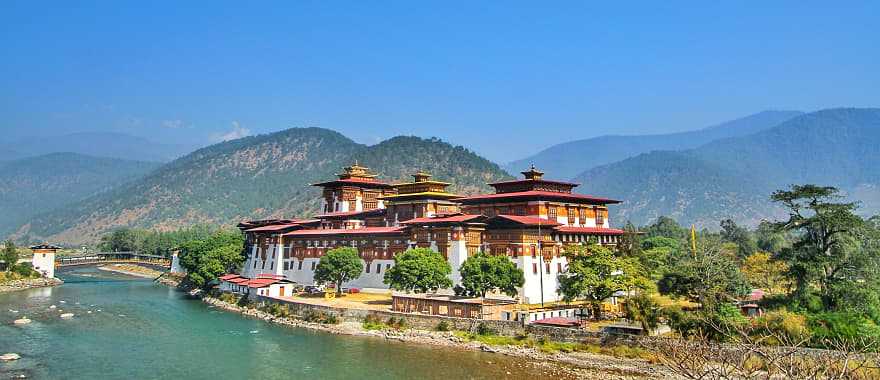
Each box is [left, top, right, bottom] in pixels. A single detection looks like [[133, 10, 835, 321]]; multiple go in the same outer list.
[[0, 153, 159, 237], [504, 110, 803, 179], [18, 128, 511, 244], [574, 108, 880, 227], [3, 132, 196, 162]]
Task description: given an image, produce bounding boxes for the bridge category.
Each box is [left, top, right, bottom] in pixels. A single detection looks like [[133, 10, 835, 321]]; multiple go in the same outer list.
[[56, 252, 171, 269]]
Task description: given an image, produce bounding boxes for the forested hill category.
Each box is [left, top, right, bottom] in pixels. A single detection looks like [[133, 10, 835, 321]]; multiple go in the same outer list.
[[17, 128, 512, 244], [0, 153, 160, 238], [575, 108, 880, 227], [504, 110, 803, 179]]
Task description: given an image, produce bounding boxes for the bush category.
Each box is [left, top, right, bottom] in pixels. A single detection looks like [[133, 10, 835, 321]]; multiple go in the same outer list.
[[13, 263, 38, 278], [751, 309, 810, 344], [476, 322, 496, 336], [218, 292, 240, 304], [386, 317, 407, 330], [303, 310, 337, 324], [435, 320, 450, 331], [265, 303, 291, 318], [808, 312, 880, 347], [363, 314, 386, 330]]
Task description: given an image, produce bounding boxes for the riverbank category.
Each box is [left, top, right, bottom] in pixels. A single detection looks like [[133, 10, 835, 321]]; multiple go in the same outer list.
[[203, 296, 670, 379], [0, 276, 62, 293], [97, 263, 162, 278]]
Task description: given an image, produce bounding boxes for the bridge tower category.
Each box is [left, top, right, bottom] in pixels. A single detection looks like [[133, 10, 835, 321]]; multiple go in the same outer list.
[[30, 243, 61, 278]]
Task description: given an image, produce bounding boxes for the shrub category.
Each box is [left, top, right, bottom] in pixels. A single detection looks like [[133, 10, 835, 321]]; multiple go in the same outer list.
[[362, 314, 386, 330], [476, 322, 496, 336], [751, 309, 810, 344], [13, 263, 37, 278], [303, 310, 338, 324], [218, 292, 239, 304], [435, 320, 450, 331]]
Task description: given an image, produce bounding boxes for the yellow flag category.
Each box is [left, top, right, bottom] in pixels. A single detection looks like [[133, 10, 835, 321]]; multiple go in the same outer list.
[[690, 224, 697, 257]]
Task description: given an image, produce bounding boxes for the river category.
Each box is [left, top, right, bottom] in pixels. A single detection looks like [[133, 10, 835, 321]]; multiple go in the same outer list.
[[0, 267, 573, 379]]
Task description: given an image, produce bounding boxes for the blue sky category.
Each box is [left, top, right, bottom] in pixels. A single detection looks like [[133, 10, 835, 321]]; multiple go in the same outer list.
[[1, 1, 877, 162]]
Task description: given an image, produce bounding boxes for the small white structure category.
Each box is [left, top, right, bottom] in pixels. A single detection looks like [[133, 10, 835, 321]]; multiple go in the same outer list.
[[170, 252, 186, 274], [218, 274, 295, 299], [30, 243, 60, 279]]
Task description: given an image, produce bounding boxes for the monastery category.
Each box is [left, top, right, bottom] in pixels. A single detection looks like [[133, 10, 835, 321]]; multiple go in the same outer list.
[[237, 163, 624, 304]]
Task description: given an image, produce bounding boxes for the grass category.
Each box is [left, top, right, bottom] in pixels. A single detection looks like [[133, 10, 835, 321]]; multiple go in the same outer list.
[[453, 330, 657, 362]]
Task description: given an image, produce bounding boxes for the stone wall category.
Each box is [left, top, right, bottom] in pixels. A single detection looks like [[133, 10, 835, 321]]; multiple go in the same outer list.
[[253, 295, 649, 345]]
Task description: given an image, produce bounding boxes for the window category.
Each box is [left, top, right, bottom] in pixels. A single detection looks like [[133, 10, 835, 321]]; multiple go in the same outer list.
[[298, 261, 303, 270], [311, 262, 316, 270], [578, 208, 586, 225], [595, 206, 604, 225], [567, 207, 575, 224], [376, 263, 382, 273], [386, 263, 392, 270], [557, 263, 563, 273], [366, 263, 371, 273], [532, 263, 538, 274], [545, 263, 551, 274], [548, 206, 557, 219]]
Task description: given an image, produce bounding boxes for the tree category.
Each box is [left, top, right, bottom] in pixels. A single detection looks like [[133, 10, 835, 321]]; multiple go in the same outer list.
[[314, 247, 364, 296], [383, 248, 452, 293], [740, 252, 789, 293], [617, 221, 643, 258], [639, 236, 680, 280], [720, 219, 758, 258], [771, 184, 875, 311], [2, 240, 19, 272], [624, 292, 663, 332], [457, 252, 524, 298], [644, 216, 688, 242], [558, 244, 647, 319], [178, 230, 246, 287], [658, 236, 751, 309], [755, 220, 789, 254]]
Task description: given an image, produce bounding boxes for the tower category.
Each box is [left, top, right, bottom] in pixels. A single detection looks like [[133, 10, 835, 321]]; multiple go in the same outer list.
[[30, 243, 60, 278]]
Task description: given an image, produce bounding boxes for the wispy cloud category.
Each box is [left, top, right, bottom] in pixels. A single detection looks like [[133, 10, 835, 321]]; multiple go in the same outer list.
[[161, 119, 188, 129], [210, 121, 251, 142]]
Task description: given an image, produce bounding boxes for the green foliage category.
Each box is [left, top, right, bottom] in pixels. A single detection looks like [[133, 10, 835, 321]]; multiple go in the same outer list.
[[99, 225, 216, 256], [658, 236, 750, 308], [456, 252, 524, 298], [807, 312, 880, 344], [476, 322, 496, 336], [624, 293, 662, 332], [12, 262, 38, 278], [740, 252, 789, 293], [435, 320, 450, 331], [303, 310, 338, 324], [720, 219, 758, 258], [383, 248, 452, 293], [638, 236, 680, 280], [772, 184, 878, 314], [178, 229, 246, 287], [313, 247, 363, 295], [362, 314, 386, 330], [558, 244, 647, 319], [2, 240, 19, 272]]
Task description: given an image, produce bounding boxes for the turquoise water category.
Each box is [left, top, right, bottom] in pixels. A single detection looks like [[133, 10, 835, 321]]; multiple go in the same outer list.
[[0, 267, 568, 379]]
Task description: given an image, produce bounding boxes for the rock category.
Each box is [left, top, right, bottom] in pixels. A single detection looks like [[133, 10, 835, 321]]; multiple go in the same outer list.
[[13, 318, 31, 325], [49, 305, 56, 309], [60, 313, 74, 319], [0, 353, 21, 361]]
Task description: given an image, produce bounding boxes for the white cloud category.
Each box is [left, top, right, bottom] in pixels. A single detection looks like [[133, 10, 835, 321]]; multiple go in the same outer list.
[[161, 119, 188, 129], [210, 121, 251, 142]]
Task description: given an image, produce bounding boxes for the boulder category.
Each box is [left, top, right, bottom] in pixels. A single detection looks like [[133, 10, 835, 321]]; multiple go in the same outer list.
[[60, 313, 74, 319], [0, 353, 20, 361], [13, 318, 31, 325]]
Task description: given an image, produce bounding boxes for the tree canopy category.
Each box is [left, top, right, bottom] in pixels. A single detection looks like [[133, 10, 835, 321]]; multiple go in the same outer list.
[[178, 229, 245, 287], [314, 247, 364, 295], [456, 252, 524, 298], [658, 236, 751, 308], [383, 248, 452, 293], [558, 244, 647, 318], [2, 240, 19, 272]]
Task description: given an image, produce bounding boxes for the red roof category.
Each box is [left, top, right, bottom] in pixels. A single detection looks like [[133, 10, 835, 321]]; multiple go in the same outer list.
[[532, 317, 580, 327], [455, 190, 621, 204], [553, 226, 626, 235], [256, 274, 287, 279], [487, 178, 579, 188], [247, 278, 281, 288], [311, 178, 394, 188], [489, 214, 561, 226], [219, 274, 242, 281], [402, 214, 486, 225], [284, 226, 407, 237], [228, 278, 250, 284], [244, 223, 303, 232]]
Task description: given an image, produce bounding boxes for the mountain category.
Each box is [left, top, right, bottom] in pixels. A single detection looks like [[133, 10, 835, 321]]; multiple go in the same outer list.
[[17, 128, 512, 244], [3, 132, 196, 162], [0, 153, 160, 238], [504, 110, 803, 179], [574, 108, 880, 227]]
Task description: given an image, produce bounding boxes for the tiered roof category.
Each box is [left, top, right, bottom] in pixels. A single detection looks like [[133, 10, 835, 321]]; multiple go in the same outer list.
[[381, 171, 460, 201], [311, 163, 394, 189], [458, 165, 620, 205]]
